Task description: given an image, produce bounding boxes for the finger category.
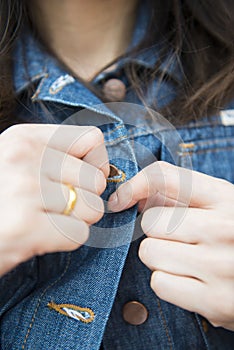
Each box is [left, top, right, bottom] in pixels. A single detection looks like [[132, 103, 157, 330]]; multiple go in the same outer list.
[[4, 124, 103, 156], [0, 213, 89, 277], [141, 207, 214, 244], [82, 142, 109, 178], [43, 125, 109, 177], [108, 161, 229, 212], [41, 180, 104, 225], [139, 238, 204, 280], [150, 270, 206, 316], [6, 124, 109, 177], [41, 148, 106, 195], [33, 213, 90, 254], [137, 192, 185, 213]]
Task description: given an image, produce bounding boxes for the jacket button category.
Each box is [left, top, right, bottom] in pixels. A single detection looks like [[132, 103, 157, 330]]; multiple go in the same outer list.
[[103, 78, 126, 101], [122, 301, 148, 325]]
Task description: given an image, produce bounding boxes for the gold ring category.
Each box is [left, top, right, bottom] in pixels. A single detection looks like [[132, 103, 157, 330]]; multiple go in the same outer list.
[[63, 184, 77, 215]]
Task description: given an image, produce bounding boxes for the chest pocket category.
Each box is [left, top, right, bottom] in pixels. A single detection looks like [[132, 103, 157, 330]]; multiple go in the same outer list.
[[169, 124, 234, 184]]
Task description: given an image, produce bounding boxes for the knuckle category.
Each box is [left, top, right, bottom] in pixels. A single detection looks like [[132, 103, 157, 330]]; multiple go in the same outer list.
[[2, 124, 25, 137], [156, 161, 174, 175], [211, 253, 234, 278], [223, 220, 234, 242], [90, 126, 104, 143], [3, 137, 36, 163], [157, 161, 177, 179], [212, 216, 234, 242], [157, 160, 171, 169], [24, 175, 39, 195], [13, 176, 28, 195], [1, 124, 36, 142], [13, 174, 38, 196]]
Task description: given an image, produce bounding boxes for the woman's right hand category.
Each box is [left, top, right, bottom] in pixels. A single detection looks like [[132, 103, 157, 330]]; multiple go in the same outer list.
[[0, 124, 109, 277]]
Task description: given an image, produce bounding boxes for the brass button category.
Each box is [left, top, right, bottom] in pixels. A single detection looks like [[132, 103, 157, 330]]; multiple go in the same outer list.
[[103, 78, 126, 102], [122, 301, 148, 325]]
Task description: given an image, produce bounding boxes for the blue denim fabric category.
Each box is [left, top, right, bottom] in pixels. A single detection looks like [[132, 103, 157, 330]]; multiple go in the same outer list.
[[102, 118, 234, 350], [1, 5, 234, 350]]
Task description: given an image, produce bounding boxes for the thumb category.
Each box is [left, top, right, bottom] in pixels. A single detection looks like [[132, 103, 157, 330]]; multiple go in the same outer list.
[[108, 161, 222, 212]]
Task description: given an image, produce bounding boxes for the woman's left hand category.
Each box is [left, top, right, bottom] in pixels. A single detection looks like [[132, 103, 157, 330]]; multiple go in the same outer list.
[[108, 161, 234, 331]]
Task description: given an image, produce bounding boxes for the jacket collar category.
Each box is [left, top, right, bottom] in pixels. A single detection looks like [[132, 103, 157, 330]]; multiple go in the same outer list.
[[13, 4, 181, 105]]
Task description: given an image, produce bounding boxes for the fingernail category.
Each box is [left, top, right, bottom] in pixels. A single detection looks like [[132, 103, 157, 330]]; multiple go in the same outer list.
[[108, 192, 119, 211]]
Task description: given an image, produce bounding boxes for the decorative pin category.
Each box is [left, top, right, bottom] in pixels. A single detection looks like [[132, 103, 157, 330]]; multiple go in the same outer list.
[[47, 301, 95, 323]]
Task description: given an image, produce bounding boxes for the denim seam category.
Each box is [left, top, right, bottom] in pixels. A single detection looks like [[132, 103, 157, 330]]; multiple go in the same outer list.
[[177, 146, 234, 156], [105, 128, 162, 144], [147, 121, 226, 133], [176, 121, 222, 130], [103, 124, 125, 137], [156, 298, 173, 350], [15, 68, 48, 95], [105, 135, 128, 146], [188, 137, 234, 147], [194, 313, 210, 350], [179, 143, 195, 149], [127, 127, 163, 138], [128, 130, 157, 138], [125, 122, 226, 137], [21, 252, 72, 350], [107, 128, 234, 147], [31, 74, 49, 101], [127, 126, 234, 140]]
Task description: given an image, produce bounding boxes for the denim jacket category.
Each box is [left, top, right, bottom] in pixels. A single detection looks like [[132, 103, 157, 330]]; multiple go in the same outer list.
[[1, 5, 234, 350]]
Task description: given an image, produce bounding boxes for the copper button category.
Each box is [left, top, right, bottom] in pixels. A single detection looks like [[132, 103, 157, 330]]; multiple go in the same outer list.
[[122, 301, 148, 325], [103, 78, 126, 102]]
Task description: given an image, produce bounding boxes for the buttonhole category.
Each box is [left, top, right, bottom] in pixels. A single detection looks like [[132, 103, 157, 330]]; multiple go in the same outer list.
[[107, 164, 126, 183]]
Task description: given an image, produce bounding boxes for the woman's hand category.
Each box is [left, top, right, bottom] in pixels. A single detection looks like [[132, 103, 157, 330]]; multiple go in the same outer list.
[[0, 124, 109, 277], [108, 161, 234, 331]]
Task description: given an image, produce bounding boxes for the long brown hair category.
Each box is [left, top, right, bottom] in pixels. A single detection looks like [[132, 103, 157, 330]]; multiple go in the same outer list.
[[0, 0, 234, 130]]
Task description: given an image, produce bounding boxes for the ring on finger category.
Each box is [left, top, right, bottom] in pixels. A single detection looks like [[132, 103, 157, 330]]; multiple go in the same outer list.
[[63, 184, 77, 215]]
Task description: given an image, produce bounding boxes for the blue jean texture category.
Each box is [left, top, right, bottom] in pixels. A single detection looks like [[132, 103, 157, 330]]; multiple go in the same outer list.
[[1, 8, 234, 350]]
